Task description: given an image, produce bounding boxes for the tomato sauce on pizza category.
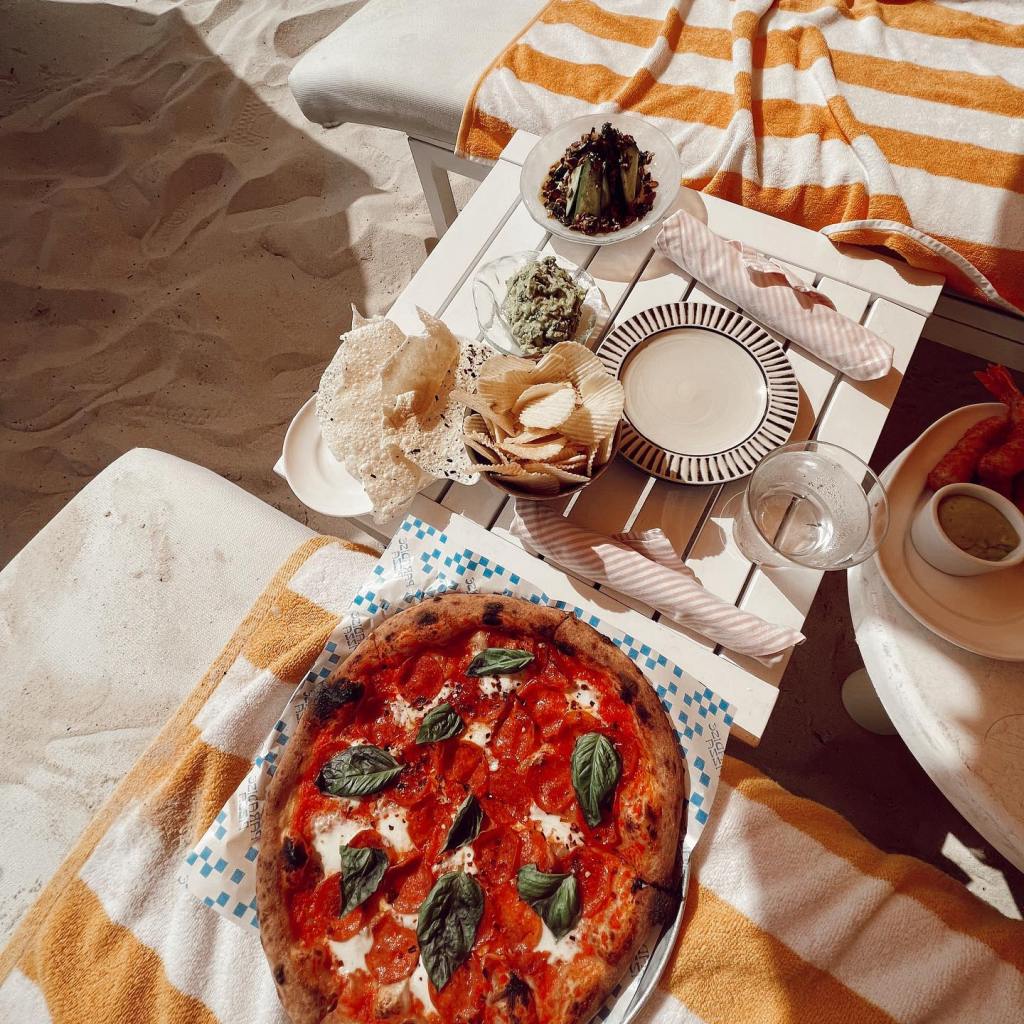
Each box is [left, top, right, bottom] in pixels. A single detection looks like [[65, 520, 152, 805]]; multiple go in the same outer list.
[[259, 595, 684, 1024]]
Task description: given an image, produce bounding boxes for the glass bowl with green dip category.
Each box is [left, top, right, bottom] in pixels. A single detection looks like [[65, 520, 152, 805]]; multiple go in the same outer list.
[[473, 251, 609, 359]]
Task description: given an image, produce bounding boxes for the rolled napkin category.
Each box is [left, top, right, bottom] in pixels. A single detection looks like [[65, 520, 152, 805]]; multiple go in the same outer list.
[[511, 501, 805, 664], [656, 210, 894, 381]]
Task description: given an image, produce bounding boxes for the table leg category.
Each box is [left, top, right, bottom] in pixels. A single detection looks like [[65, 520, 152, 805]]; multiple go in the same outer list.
[[841, 667, 898, 736]]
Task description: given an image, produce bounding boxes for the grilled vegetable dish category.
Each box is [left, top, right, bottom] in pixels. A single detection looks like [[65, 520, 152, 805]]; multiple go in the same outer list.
[[541, 122, 657, 235]]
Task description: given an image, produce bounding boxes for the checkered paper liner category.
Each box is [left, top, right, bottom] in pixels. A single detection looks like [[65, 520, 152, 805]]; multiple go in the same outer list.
[[186, 514, 734, 1022]]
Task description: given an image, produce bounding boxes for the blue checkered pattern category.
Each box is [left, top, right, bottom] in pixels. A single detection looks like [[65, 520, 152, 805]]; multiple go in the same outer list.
[[187, 513, 734, 938]]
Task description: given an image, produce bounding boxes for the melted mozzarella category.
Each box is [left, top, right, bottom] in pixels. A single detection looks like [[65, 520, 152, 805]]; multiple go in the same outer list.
[[311, 813, 368, 874], [409, 960, 435, 1014], [535, 924, 581, 964], [375, 806, 412, 853], [464, 720, 492, 746], [572, 682, 602, 717], [328, 931, 373, 972], [391, 697, 419, 729], [440, 844, 478, 875], [477, 674, 519, 698], [529, 803, 582, 850], [395, 912, 419, 931]]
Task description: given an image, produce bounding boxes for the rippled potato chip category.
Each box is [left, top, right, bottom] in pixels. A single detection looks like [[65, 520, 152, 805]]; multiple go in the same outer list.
[[461, 341, 623, 497]]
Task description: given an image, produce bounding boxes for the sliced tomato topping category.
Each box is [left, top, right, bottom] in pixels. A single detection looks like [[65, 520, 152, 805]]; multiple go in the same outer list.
[[405, 796, 443, 852], [479, 769, 532, 827], [432, 955, 487, 1024], [434, 739, 488, 790], [517, 824, 556, 873], [519, 682, 568, 739], [391, 753, 432, 807], [492, 704, 539, 764], [568, 846, 618, 917], [473, 827, 520, 889], [344, 827, 383, 851], [400, 653, 446, 703], [585, 817, 620, 848], [289, 873, 343, 944], [366, 915, 419, 983], [326, 902, 368, 942], [526, 753, 574, 815], [391, 858, 433, 914], [490, 884, 543, 955]]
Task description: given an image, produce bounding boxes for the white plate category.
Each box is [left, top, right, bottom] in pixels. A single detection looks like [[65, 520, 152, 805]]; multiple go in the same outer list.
[[597, 302, 799, 484], [279, 395, 373, 517], [520, 114, 681, 246], [875, 402, 1024, 661]]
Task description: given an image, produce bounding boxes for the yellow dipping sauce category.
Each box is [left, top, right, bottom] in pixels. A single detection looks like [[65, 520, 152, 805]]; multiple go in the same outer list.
[[937, 495, 1019, 561]]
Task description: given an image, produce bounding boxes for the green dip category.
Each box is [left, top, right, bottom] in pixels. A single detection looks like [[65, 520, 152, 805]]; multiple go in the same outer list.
[[937, 494, 1019, 561], [501, 256, 585, 356]]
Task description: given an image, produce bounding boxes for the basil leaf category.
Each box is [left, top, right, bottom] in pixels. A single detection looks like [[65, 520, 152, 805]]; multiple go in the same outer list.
[[570, 732, 620, 827], [417, 871, 484, 991], [338, 845, 388, 917], [442, 794, 483, 853], [310, 679, 363, 721], [466, 648, 534, 677], [316, 745, 404, 798], [416, 702, 465, 745], [516, 864, 569, 902], [517, 864, 580, 940]]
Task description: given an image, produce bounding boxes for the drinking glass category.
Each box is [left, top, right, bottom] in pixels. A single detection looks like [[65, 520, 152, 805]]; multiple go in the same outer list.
[[731, 440, 889, 570]]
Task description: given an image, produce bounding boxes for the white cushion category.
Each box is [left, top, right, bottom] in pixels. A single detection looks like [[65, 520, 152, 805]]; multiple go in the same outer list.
[[0, 449, 374, 943], [289, 0, 543, 147]]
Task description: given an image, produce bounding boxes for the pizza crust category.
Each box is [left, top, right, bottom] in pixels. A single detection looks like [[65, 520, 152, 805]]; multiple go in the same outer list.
[[258, 594, 686, 1024]]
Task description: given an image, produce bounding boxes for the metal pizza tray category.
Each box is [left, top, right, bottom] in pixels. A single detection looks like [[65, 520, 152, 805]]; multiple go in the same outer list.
[[601, 857, 691, 1024]]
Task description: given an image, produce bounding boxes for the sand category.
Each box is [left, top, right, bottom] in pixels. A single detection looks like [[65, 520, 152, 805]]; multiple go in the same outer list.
[[0, 0, 474, 564]]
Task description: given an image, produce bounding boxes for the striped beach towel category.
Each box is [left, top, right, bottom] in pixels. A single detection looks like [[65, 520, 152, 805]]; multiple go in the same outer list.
[[457, 0, 1024, 314], [1, 535, 1021, 1022]]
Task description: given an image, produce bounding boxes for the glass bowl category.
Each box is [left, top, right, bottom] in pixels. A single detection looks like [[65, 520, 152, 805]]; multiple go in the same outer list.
[[472, 251, 609, 359], [520, 113, 682, 246]]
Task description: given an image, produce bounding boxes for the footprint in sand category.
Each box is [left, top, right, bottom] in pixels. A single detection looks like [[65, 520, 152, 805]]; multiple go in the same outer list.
[[142, 151, 239, 259]]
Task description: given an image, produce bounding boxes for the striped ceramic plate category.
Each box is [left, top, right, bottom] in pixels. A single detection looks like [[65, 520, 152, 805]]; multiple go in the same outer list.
[[597, 302, 799, 485]]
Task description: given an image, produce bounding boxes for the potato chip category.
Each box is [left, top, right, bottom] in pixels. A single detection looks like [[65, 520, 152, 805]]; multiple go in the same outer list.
[[460, 337, 622, 497], [523, 461, 592, 484], [559, 376, 624, 445], [498, 436, 568, 461], [452, 387, 516, 436], [517, 386, 576, 429]]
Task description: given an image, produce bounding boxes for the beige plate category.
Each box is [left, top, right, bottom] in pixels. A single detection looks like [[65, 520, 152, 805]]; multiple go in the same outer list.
[[875, 402, 1024, 661]]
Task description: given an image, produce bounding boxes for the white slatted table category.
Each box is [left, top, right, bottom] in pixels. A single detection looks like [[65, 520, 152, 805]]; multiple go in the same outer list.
[[326, 131, 944, 745]]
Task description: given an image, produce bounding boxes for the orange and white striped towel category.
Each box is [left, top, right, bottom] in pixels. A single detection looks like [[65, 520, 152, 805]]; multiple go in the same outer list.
[[458, 0, 1024, 313], [1, 535, 1022, 1022]]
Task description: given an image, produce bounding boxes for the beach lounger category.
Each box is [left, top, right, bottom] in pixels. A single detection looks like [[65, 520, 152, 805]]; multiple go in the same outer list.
[[289, 0, 543, 237]]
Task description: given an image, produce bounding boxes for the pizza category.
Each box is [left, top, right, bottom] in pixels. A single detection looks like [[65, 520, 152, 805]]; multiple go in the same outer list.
[[258, 594, 685, 1024]]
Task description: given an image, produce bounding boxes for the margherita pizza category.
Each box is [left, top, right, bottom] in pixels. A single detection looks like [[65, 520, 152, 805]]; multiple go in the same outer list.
[[258, 594, 685, 1024]]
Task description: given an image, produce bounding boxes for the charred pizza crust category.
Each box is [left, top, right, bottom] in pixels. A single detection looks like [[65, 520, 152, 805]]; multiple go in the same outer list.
[[258, 594, 685, 1024]]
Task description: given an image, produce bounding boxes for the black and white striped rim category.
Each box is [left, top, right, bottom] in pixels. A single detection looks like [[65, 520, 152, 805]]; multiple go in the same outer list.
[[597, 302, 799, 485]]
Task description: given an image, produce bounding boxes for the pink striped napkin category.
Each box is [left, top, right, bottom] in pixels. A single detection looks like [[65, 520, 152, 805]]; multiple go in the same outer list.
[[510, 501, 805, 664], [656, 210, 894, 381]]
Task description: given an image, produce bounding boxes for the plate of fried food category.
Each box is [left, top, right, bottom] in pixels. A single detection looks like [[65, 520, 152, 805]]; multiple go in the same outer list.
[[280, 308, 490, 522], [875, 364, 1024, 660], [457, 342, 625, 499]]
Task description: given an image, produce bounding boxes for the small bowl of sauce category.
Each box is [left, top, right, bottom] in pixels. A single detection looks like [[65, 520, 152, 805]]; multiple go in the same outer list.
[[911, 482, 1024, 576]]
